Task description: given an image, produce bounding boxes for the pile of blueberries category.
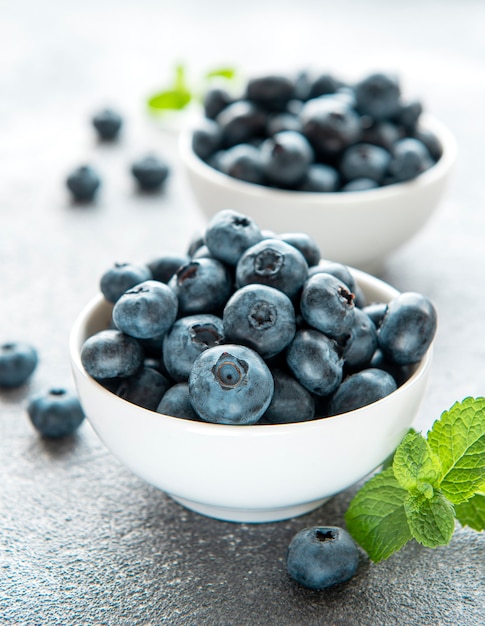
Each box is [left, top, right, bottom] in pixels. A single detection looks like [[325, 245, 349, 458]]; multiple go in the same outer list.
[[66, 108, 170, 202], [191, 71, 442, 192], [81, 208, 437, 426]]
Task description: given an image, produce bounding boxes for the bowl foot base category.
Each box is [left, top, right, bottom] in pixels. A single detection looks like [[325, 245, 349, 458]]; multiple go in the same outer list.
[[169, 494, 331, 523]]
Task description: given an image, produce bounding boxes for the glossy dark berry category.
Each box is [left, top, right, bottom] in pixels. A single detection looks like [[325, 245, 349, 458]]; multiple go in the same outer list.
[[263, 369, 315, 424], [286, 526, 359, 590], [0, 342, 38, 388], [156, 382, 199, 420], [147, 254, 189, 283], [354, 72, 401, 121], [299, 163, 339, 192], [219, 143, 265, 184], [116, 366, 171, 411], [203, 86, 234, 120], [389, 138, 433, 182], [66, 165, 101, 202], [216, 100, 267, 148], [260, 130, 314, 188], [340, 143, 391, 183], [341, 178, 379, 192], [342, 307, 378, 371], [131, 154, 170, 190], [81, 329, 144, 379], [205, 209, 264, 266], [27, 388, 85, 438], [278, 232, 321, 267], [245, 74, 296, 112], [188, 344, 274, 425], [327, 367, 397, 415], [191, 118, 222, 161], [92, 108, 123, 140]]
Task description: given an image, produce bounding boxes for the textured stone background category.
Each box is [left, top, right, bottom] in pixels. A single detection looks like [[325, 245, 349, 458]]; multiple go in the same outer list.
[[1, 1, 484, 624]]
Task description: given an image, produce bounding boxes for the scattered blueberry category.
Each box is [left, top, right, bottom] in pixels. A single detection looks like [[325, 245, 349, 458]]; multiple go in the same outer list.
[[131, 154, 170, 190], [27, 388, 85, 438], [92, 108, 123, 141], [0, 342, 38, 388], [286, 526, 359, 590], [66, 165, 101, 202]]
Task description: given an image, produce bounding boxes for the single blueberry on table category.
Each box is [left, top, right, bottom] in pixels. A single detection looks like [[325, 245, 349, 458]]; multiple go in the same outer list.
[[286, 329, 343, 396], [300, 272, 355, 341], [0, 342, 38, 388], [205, 209, 264, 267], [168, 258, 233, 315], [286, 526, 359, 590], [163, 314, 224, 382], [223, 284, 296, 360], [147, 254, 189, 284], [131, 154, 170, 191], [236, 238, 308, 301], [66, 165, 101, 202], [92, 108, 123, 141], [377, 291, 437, 365], [262, 368, 315, 424], [116, 366, 171, 411], [327, 367, 397, 416], [188, 344, 274, 425], [156, 382, 200, 421], [353, 72, 401, 121], [81, 329, 144, 379], [260, 130, 314, 188], [27, 388, 85, 438], [112, 280, 178, 339], [100, 262, 152, 303]]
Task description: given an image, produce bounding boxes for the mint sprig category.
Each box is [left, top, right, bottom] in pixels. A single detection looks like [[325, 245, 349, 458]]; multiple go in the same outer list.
[[345, 397, 485, 562]]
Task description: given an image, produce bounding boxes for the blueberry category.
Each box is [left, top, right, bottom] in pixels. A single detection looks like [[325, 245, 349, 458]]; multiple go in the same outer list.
[[260, 130, 314, 188], [66, 165, 101, 202], [389, 138, 433, 182], [188, 344, 274, 425], [342, 307, 378, 371], [361, 120, 402, 151], [0, 342, 38, 388], [147, 254, 189, 284], [131, 154, 170, 190], [298, 163, 339, 192], [203, 86, 234, 120], [278, 232, 321, 267], [393, 99, 423, 132], [205, 209, 264, 266], [163, 314, 224, 382], [245, 74, 296, 112], [300, 96, 361, 157], [156, 382, 199, 420], [413, 127, 442, 162], [341, 178, 379, 192], [27, 388, 85, 438], [308, 73, 345, 99], [236, 238, 308, 300], [223, 284, 296, 359], [81, 329, 144, 379], [112, 280, 178, 339], [300, 272, 355, 341], [263, 369, 315, 424], [286, 526, 359, 590], [266, 112, 302, 136], [91, 108, 123, 141], [168, 258, 233, 315], [340, 143, 391, 183], [216, 100, 267, 148], [377, 292, 437, 365], [354, 72, 401, 121], [369, 349, 412, 387], [218, 144, 265, 185], [286, 329, 343, 396], [116, 366, 171, 411], [362, 302, 388, 328], [307, 260, 356, 292], [100, 262, 152, 303], [191, 118, 223, 161], [328, 367, 397, 416]]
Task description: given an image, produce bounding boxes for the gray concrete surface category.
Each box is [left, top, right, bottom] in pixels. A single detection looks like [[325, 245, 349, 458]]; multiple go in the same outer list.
[[1, 1, 484, 624]]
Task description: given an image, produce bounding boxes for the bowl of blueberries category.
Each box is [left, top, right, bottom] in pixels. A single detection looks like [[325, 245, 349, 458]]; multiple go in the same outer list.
[[180, 70, 456, 271], [70, 209, 436, 523]]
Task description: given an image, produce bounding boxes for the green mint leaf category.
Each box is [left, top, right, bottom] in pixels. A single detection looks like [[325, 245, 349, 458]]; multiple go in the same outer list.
[[381, 428, 416, 471], [345, 468, 412, 562], [204, 67, 237, 81], [404, 491, 455, 547], [454, 492, 485, 531], [427, 397, 485, 503], [393, 431, 442, 494], [147, 89, 192, 112]]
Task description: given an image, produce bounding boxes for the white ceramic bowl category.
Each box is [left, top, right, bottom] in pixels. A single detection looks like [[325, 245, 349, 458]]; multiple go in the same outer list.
[[70, 269, 432, 524], [179, 114, 456, 272]]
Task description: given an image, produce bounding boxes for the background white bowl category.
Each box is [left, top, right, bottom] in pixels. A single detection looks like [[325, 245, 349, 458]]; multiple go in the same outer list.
[[70, 269, 432, 523], [180, 115, 456, 272]]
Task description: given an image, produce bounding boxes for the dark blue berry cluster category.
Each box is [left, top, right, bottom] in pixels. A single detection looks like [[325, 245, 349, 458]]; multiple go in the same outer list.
[[65, 108, 170, 202], [81, 208, 437, 425], [192, 71, 442, 192]]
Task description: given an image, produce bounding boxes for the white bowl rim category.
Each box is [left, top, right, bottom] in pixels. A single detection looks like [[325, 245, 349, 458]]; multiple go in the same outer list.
[[179, 112, 457, 203], [70, 267, 432, 436]]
